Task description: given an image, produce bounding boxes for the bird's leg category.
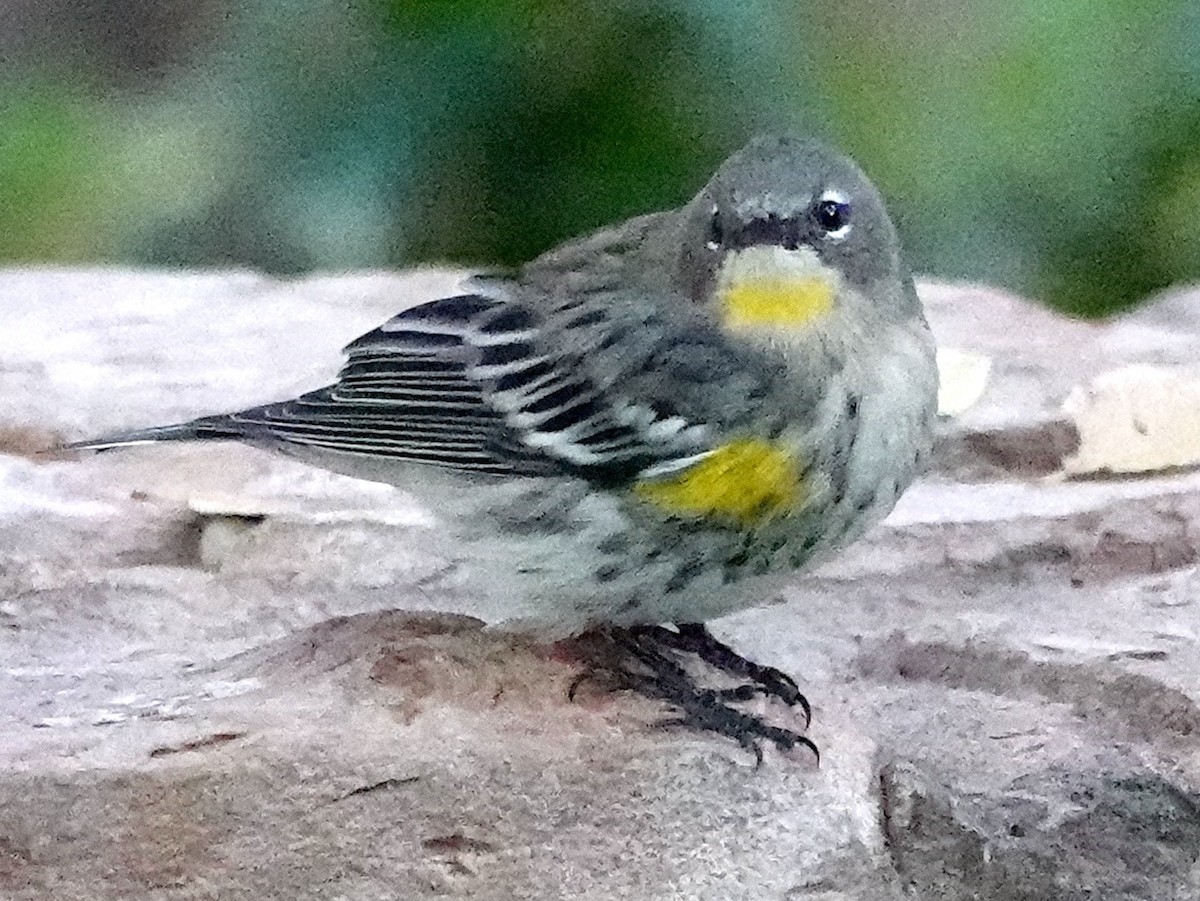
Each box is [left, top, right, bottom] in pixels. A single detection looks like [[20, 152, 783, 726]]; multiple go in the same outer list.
[[568, 625, 817, 762], [650, 623, 810, 726]]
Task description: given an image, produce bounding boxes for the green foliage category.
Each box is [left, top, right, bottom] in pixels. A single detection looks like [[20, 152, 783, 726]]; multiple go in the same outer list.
[[2, 0, 1199, 316], [0, 84, 120, 261]]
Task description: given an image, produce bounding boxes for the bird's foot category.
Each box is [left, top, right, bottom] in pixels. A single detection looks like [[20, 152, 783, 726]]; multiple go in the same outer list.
[[640, 622, 810, 725], [568, 624, 816, 764]]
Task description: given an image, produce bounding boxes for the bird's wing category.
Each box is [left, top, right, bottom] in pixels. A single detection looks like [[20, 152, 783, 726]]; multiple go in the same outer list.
[[211, 292, 712, 479]]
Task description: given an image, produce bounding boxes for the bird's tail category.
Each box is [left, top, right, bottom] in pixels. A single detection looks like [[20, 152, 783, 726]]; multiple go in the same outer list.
[[61, 415, 237, 452]]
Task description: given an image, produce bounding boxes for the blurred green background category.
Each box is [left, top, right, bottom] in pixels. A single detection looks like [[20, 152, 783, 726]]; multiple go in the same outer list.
[[2, 0, 1198, 316]]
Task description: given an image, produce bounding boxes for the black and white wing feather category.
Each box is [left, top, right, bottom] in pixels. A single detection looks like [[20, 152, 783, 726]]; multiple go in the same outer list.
[[150, 292, 712, 480]]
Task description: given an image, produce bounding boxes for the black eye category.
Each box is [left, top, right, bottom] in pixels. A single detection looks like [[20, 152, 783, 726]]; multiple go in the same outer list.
[[814, 197, 851, 236], [705, 206, 723, 250]]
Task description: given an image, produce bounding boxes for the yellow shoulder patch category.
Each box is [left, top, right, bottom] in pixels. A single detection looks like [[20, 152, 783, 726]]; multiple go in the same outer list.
[[633, 438, 805, 525]]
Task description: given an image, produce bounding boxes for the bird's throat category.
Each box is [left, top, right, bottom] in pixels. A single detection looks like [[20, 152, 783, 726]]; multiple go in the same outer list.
[[717, 246, 836, 332]]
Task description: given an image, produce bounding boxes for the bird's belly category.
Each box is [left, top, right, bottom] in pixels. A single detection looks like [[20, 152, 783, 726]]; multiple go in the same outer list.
[[401, 470, 841, 636], [276, 436, 918, 637]]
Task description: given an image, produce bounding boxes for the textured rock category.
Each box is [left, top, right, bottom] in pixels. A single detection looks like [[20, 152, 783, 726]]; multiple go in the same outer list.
[[920, 280, 1200, 479], [3, 268, 1200, 899]]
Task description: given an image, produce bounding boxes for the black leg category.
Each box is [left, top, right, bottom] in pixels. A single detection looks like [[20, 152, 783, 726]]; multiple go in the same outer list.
[[663, 623, 810, 726], [568, 625, 817, 763]]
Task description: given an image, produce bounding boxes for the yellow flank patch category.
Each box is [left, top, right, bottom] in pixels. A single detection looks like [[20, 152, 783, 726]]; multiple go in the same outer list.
[[633, 439, 804, 525], [721, 276, 834, 329]]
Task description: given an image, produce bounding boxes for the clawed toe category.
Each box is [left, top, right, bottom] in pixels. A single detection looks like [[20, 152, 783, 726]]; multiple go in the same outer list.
[[658, 699, 819, 765], [636, 623, 812, 726], [566, 624, 817, 762]]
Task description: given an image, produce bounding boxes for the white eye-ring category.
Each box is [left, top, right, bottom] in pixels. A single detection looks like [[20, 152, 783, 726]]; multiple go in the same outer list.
[[814, 189, 852, 241]]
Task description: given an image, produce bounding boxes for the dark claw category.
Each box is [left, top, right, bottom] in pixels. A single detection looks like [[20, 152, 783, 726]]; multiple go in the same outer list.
[[658, 700, 820, 767], [639, 622, 812, 727], [566, 624, 817, 761], [566, 671, 591, 702]]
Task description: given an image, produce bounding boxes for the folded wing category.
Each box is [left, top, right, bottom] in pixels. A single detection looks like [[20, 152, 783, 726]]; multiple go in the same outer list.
[[165, 291, 712, 482]]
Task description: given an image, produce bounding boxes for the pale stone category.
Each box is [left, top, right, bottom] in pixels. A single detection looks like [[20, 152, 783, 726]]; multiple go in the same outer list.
[[935, 347, 992, 417], [3, 269, 1200, 899], [1062, 364, 1200, 475]]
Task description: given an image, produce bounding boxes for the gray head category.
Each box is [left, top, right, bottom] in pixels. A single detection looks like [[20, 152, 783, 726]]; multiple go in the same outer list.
[[675, 135, 915, 332]]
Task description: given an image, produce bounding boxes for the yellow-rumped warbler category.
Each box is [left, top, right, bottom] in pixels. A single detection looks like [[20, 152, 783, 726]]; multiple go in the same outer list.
[[68, 136, 938, 756]]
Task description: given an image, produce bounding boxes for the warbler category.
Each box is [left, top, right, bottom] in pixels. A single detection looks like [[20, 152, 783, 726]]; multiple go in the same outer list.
[[68, 135, 938, 754]]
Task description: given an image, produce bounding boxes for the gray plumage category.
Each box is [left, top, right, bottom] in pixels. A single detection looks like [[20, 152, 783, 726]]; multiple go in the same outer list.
[[67, 135, 938, 637]]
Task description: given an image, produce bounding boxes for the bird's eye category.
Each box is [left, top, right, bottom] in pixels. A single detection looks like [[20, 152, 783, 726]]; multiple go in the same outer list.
[[814, 193, 851, 239], [706, 205, 723, 251]]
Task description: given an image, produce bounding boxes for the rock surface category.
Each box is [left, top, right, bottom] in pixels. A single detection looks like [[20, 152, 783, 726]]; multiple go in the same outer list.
[[3, 268, 1200, 900]]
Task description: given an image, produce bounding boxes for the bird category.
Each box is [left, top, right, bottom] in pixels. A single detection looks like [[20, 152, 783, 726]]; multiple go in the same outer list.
[[66, 135, 938, 758]]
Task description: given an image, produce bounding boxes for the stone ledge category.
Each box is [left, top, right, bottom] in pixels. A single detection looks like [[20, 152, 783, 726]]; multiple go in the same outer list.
[[3, 268, 1200, 899]]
